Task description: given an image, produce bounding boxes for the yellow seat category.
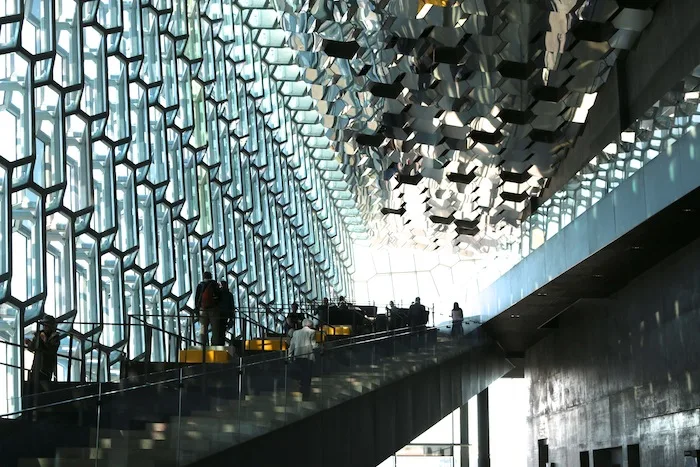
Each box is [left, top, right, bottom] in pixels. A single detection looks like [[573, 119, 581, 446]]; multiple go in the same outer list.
[[244, 339, 287, 351], [322, 325, 352, 336], [418, 0, 447, 8], [179, 348, 231, 363]]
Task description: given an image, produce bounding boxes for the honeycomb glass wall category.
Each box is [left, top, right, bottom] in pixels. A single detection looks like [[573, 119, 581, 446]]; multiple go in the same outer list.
[[0, 0, 362, 416]]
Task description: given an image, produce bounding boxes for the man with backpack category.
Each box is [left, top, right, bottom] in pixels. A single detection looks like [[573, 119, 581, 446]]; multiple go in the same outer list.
[[195, 271, 221, 346]]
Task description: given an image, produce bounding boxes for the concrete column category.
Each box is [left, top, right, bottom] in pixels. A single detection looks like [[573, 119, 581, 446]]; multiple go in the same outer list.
[[460, 402, 469, 467], [477, 388, 490, 467]]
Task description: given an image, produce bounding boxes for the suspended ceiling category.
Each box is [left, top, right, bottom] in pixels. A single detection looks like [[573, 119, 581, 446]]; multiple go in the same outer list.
[[262, 0, 660, 254]]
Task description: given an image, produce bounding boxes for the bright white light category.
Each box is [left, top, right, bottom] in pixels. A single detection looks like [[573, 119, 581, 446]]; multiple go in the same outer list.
[[444, 112, 464, 127], [572, 107, 588, 123], [603, 142, 617, 154], [417, 3, 432, 19], [489, 378, 528, 467], [621, 131, 635, 143], [472, 117, 497, 133], [581, 92, 597, 109]]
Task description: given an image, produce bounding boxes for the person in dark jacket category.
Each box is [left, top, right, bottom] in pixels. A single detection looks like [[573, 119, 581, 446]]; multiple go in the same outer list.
[[451, 302, 464, 337], [218, 281, 235, 345], [409, 297, 427, 328], [285, 302, 303, 336], [194, 271, 220, 345], [315, 297, 330, 326], [25, 315, 60, 403]]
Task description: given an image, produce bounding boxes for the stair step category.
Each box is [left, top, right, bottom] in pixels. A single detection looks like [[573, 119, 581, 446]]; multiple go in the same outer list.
[[19, 458, 165, 467], [89, 429, 165, 444], [172, 416, 284, 436], [95, 437, 170, 450], [56, 446, 178, 461], [18, 460, 56, 467]]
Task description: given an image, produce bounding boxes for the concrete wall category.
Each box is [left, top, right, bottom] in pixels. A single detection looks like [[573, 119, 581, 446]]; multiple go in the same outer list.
[[526, 236, 700, 467]]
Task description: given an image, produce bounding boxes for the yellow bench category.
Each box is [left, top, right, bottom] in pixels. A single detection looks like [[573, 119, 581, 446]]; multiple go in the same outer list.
[[322, 325, 352, 336], [179, 347, 231, 363], [244, 339, 288, 351]]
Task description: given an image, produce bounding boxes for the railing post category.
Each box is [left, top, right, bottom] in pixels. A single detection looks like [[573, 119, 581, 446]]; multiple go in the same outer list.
[[283, 352, 288, 425], [176, 367, 183, 466], [94, 381, 102, 467], [240, 314, 246, 358], [477, 388, 491, 467], [145, 325, 154, 380], [96, 338, 101, 384], [126, 316, 132, 363], [236, 355, 243, 444]]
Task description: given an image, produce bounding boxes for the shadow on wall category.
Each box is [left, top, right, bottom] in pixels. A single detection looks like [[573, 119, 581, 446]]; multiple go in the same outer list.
[[526, 235, 700, 466]]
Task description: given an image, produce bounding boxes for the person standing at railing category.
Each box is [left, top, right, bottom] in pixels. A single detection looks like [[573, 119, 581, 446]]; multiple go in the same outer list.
[[218, 281, 236, 346], [385, 301, 397, 330], [285, 302, 302, 337], [409, 297, 427, 328], [451, 302, 464, 337], [314, 297, 330, 327], [194, 271, 221, 346], [24, 315, 60, 417], [287, 318, 318, 400]]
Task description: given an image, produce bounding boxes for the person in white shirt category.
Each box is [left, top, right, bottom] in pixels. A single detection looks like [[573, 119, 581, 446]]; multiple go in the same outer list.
[[287, 319, 318, 399]]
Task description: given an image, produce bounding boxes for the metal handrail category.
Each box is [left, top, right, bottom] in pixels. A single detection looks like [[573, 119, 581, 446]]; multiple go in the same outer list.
[[1, 319, 471, 418], [0, 323, 130, 381], [131, 312, 285, 344], [260, 304, 337, 334], [234, 310, 282, 337], [231, 310, 287, 355], [0, 308, 447, 410], [127, 315, 199, 348]]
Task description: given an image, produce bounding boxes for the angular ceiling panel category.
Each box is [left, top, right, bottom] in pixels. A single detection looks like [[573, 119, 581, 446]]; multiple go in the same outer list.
[[265, 0, 660, 253]]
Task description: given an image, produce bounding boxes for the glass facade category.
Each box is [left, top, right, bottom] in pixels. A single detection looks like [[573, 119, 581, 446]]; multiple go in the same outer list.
[[0, 0, 364, 415], [513, 66, 700, 258], [353, 244, 518, 324], [377, 404, 468, 467], [376, 379, 528, 467]]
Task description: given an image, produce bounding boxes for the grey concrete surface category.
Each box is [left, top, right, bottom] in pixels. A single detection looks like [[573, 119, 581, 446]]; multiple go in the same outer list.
[[526, 236, 700, 466]]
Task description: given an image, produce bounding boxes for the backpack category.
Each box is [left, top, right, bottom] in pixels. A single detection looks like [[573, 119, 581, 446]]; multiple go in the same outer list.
[[200, 281, 219, 309]]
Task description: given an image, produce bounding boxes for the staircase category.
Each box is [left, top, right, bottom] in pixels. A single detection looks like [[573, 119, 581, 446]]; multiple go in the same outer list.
[[9, 323, 509, 467]]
